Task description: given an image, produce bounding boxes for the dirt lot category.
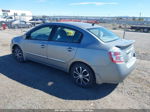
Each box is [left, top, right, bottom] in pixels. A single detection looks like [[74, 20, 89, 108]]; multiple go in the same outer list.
[[0, 28, 150, 109]]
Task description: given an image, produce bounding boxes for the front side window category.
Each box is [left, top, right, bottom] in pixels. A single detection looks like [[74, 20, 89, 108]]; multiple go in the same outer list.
[[29, 27, 52, 41], [88, 27, 119, 42], [8, 17, 13, 19], [51, 27, 82, 43]]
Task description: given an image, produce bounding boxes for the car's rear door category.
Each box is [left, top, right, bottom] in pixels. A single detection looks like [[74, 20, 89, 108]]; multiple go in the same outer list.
[[22, 25, 53, 63], [47, 26, 83, 70]]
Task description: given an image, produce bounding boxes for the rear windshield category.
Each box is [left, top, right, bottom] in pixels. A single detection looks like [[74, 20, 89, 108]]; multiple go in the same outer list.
[[88, 27, 119, 42]]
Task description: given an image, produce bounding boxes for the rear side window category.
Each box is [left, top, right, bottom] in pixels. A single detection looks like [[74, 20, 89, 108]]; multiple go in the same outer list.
[[51, 26, 82, 43]]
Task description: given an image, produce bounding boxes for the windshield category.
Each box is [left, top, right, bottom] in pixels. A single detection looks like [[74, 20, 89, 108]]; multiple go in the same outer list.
[[88, 27, 119, 42]]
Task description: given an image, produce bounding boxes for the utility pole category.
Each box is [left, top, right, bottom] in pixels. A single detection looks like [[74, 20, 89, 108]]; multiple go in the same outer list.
[[139, 12, 142, 21], [139, 12, 142, 18], [123, 24, 127, 39]]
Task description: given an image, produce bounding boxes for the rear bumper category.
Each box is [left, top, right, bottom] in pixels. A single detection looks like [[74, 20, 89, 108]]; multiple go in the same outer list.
[[116, 57, 136, 82], [93, 57, 136, 84]]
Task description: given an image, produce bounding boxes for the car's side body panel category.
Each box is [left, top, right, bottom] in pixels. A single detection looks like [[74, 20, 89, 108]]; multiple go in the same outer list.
[[22, 40, 48, 63], [47, 42, 79, 71]]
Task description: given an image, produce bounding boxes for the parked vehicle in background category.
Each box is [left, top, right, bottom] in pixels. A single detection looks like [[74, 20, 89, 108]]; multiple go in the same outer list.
[[129, 25, 150, 33], [0, 16, 14, 22], [40, 18, 50, 23], [10, 20, 32, 29], [11, 22, 136, 88], [29, 19, 43, 26]]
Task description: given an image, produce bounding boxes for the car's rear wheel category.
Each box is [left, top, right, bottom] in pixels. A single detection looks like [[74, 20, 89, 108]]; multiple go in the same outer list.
[[13, 46, 25, 63], [70, 63, 96, 88]]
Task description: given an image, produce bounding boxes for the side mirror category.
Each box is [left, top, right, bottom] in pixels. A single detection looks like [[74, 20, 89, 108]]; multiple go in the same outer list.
[[23, 34, 27, 39], [23, 33, 30, 39]]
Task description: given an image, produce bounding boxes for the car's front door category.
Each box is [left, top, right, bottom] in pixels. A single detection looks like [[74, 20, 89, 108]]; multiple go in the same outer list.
[[22, 25, 53, 63], [47, 26, 83, 70]]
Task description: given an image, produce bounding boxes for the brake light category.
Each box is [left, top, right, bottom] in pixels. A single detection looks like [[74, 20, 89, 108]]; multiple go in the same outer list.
[[109, 51, 124, 63]]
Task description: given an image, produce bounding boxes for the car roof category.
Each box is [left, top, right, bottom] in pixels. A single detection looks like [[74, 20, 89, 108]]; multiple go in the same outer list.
[[45, 22, 101, 29]]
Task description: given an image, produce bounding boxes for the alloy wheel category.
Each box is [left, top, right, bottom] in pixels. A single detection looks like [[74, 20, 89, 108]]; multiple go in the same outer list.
[[73, 67, 90, 86], [13, 47, 24, 62]]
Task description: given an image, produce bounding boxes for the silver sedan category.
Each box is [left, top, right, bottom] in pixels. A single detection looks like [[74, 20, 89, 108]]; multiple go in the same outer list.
[[11, 22, 136, 87]]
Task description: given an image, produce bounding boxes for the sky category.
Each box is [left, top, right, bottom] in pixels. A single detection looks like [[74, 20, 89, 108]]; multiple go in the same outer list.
[[0, 0, 149, 17]]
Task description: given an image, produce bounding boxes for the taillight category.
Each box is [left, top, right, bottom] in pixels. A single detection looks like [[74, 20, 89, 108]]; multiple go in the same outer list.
[[109, 51, 124, 63]]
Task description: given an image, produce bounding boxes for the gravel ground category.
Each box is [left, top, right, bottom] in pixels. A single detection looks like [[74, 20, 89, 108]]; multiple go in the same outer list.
[[0, 28, 150, 109]]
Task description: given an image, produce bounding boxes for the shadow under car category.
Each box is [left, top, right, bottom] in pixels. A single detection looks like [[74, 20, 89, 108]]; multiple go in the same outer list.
[[0, 54, 118, 100]]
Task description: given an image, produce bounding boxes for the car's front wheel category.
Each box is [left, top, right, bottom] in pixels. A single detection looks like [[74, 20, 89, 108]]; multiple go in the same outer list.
[[70, 63, 96, 88], [12, 46, 25, 63]]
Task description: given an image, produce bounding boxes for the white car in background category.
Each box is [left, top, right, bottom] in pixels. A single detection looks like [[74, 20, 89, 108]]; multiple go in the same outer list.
[[11, 20, 32, 29], [0, 16, 14, 22]]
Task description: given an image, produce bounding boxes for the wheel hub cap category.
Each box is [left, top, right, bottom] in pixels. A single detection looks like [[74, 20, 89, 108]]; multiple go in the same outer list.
[[73, 67, 90, 86]]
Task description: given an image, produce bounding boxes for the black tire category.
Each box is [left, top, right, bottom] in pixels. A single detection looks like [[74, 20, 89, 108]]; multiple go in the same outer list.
[[143, 28, 149, 33], [70, 63, 96, 88], [12, 46, 25, 63]]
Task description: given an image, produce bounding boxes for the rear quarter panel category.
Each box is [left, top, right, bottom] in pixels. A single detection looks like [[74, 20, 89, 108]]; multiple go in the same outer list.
[[73, 48, 110, 67]]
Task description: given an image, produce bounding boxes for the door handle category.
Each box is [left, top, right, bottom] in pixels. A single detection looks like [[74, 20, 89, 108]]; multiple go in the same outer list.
[[41, 44, 45, 48], [67, 47, 73, 52]]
